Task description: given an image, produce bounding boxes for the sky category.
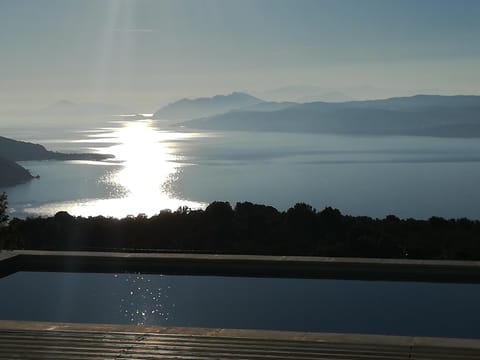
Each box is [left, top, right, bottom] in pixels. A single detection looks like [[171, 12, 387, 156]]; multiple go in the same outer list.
[[1, 0, 480, 111]]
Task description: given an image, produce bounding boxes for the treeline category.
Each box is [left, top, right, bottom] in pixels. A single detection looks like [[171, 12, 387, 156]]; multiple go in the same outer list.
[[1, 201, 480, 260]]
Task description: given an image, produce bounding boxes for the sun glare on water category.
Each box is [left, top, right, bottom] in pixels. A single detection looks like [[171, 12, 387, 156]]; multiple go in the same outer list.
[[26, 120, 205, 218]]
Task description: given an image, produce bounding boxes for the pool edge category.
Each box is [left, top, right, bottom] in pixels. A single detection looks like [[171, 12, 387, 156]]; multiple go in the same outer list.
[[2, 250, 480, 282]]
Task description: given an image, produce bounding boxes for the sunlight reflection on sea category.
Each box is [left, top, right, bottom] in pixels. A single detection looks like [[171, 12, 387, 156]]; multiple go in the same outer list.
[[23, 120, 206, 217]]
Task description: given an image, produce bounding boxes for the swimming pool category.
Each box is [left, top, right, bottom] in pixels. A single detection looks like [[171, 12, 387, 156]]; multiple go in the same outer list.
[[1, 271, 479, 339]]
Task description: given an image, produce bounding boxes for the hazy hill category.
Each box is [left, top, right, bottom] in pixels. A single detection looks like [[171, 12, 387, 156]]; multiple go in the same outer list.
[[238, 101, 297, 112], [257, 86, 353, 102], [182, 95, 480, 137], [0, 136, 111, 162], [153, 92, 265, 120], [297, 91, 353, 103], [330, 94, 480, 111], [0, 136, 112, 186], [0, 157, 33, 187]]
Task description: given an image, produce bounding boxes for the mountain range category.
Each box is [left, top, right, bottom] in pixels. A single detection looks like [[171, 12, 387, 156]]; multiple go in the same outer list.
[[255, 86, 354, 102], [153, 92, 265, 120], [181, 95, 480, 137]]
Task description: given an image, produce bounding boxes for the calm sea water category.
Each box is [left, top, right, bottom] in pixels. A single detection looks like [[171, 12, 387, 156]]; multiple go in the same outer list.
[[2, 119, 480, 219], [0, 271, 479, 338]]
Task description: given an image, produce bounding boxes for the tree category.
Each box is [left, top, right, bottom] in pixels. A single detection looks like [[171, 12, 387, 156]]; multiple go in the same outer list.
[[205, 201, 234, 221], [0, 192, 8, 226]]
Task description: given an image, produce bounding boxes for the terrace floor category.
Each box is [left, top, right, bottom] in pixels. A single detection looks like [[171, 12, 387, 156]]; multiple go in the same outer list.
[[1, 320, 480, 359]]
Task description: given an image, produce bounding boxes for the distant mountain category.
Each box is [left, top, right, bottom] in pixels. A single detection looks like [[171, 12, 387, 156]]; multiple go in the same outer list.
[[153, 92, 265, 120], [257, 86, 353, 102], [297, 91, 353, 103], [40, 100, 127, 117], [0, 136, 111, 162], [182, 95, 480, 137], [339, 94, 480, 111], [237, 101, 297, 112], [0, 157, 33, 187]]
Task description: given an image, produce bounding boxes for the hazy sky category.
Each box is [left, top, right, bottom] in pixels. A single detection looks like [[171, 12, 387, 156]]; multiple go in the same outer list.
[[1, 0, 480, 110]]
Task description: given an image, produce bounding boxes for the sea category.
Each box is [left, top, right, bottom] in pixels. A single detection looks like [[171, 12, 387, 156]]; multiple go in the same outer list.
[[2, 118, 480, 220]]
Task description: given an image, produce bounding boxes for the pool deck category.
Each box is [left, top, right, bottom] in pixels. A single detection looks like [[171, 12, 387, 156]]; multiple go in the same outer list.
[[2, 251, 480, 358], [1, 320, 480, 359]]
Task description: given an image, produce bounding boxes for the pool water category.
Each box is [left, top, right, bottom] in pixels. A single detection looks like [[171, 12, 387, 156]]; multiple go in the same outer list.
[[1, 271, 479, 338]]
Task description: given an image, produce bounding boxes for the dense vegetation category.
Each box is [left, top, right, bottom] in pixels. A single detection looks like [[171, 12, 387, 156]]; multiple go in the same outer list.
[[0, 193, 8, 227], [1, 198, 480, 260]]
